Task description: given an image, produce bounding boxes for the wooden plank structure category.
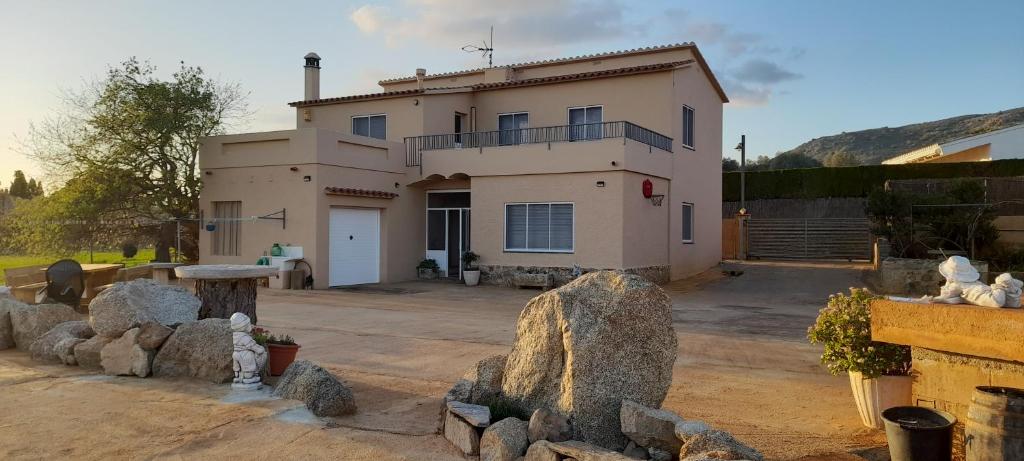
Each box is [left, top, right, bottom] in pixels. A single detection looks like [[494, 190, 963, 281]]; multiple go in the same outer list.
[[746, 218, 872, 261]]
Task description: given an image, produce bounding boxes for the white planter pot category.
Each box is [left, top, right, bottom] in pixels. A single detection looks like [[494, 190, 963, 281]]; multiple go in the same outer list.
[[848, 371, 912, 429], [463, 270, 481, 286]]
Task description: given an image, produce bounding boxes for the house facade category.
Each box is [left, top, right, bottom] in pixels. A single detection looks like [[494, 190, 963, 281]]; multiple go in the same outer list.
[[197, 43, 727, 289], [882, 123, 1024, 164]]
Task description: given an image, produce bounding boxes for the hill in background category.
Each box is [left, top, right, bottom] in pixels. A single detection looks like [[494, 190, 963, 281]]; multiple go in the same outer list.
[[779, 106, 1024, 165]]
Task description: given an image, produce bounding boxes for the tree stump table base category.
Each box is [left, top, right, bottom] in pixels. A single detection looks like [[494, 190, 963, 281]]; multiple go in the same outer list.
[[195, 278, 259, 324]]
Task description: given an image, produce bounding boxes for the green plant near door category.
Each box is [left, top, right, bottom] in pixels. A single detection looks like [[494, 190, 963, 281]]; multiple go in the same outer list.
[[462, 251, 480, 270], [807, 288, 910, 378]]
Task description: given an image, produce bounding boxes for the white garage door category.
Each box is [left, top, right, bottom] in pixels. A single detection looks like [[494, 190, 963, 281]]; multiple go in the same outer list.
[[329, 208, 380, 286]]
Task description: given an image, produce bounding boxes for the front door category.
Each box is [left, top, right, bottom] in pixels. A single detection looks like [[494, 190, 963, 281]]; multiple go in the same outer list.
[[426, 191, 471, 279]]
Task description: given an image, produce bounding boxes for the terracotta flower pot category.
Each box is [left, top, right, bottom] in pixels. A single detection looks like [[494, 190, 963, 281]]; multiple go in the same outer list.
[[849, 371, 912, 429], [268, 343, 301, 376]]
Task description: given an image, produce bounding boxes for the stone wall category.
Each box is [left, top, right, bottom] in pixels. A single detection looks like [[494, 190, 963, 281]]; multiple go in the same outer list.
[[911, 347, 1024, 461], [479, 265, 671, 287], [877, 257, 988, 296]]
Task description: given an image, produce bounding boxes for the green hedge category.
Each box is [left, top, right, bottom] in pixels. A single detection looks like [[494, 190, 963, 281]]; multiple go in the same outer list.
[[723, 159, 1024, 201]]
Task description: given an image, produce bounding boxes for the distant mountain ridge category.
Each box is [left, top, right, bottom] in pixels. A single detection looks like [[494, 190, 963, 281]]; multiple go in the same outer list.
[[779, 107, 1024, 165]]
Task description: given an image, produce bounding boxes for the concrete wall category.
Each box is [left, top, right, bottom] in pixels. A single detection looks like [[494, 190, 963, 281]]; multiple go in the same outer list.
[[669, 63, 723, 278], [878, 257, 989, 296]]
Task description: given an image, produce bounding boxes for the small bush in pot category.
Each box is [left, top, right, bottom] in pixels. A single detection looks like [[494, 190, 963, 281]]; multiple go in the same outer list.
[[462, 251, 481, 286], [417, 259, 439, 280], [260, 329, 301, 376], [808, 288, 912, 428]]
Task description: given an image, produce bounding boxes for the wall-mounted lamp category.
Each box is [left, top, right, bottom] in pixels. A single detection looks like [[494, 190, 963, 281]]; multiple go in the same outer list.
[[205, 171, 212, 176], [596, 181, 606, 187], [290, 166, 299, 172], [303, 176, 312, 182], [394, 182, 400, 188], [302, 109, 312, 122], [610, 161, 618, 166]]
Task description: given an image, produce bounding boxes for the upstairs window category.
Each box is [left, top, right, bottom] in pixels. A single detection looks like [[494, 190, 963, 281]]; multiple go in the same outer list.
[[498, 112, 529, 145], [682, 105, 695, 149], [352, 114, 387, 139], [505, 202, 574, 252], [568, 105, 603, 141]]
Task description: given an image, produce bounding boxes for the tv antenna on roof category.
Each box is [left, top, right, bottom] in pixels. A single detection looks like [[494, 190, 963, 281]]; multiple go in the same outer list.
[[462, 26, 494, 67]]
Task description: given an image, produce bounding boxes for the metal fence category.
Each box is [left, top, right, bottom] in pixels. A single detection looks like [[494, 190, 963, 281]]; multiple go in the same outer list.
[[887, 176, 1024, 215], [404, 121, 673, 166], [746, 218, 872, 261]]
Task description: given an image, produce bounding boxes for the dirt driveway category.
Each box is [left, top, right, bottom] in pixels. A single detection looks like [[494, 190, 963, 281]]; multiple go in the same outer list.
[[0, 261, 885, 460]]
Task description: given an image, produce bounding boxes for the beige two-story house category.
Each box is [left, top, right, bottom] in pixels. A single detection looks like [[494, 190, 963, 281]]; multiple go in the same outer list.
[[197, 43, 727, 288]]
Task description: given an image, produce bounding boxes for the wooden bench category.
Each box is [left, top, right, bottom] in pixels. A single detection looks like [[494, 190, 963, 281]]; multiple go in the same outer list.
[[95, 264, 155, 294], [4, 265, 48, 304]]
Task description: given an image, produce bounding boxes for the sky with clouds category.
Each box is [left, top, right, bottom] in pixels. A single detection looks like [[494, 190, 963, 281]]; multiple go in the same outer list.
[[0, 0, 1021, 188]]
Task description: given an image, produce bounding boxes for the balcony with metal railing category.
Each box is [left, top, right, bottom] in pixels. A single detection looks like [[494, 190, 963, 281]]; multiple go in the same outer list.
[[404, 121, 673, 170]]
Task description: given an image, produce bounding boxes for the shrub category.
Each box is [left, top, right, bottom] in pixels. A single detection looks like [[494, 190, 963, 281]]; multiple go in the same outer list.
[[417, 259, 439, 270], [462, 251, 480, 270], [807, 288, 910, 378]]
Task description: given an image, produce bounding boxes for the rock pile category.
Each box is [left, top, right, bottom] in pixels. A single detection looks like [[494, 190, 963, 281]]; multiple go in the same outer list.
[[440, 271, 763, 461], [0, 280, 230, 385]]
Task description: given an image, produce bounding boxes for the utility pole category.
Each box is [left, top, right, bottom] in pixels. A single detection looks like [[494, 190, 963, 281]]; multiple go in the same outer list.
[[736, 135, 747, 212]]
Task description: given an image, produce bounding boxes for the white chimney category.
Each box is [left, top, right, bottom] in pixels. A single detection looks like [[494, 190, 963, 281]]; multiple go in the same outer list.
[[304, 52, 321, 100], [415, 68, 426, 90]]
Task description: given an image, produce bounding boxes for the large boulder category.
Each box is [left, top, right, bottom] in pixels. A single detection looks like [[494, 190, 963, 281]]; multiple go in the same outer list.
[[501, 271, 677, 450], [29, 320, 95, 363], [136, 321, 174, 350], [273, 360, 357, 416], [100, 328, 153, 377], [152, 318, 232, 383], [55, 338, 86, 365], [9, 303, 81, 350], [88, 279, 200, 338], [480, 417, 529, 461], [0, 298, 24, 350], [74, 335, 114, 370]]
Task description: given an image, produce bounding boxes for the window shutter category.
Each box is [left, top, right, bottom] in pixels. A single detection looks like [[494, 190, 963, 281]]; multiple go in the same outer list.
[[550, 204, 574, 250], [505, 204, 527, 249], [527, 204, 550, 250], [682, 203, 694, 243]]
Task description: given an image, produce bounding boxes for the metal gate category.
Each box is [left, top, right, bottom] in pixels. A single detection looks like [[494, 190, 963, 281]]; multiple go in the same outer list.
[[746, 218, 872, 260]]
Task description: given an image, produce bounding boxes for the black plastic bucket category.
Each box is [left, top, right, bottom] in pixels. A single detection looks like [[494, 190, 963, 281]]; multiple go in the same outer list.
[[882, 406, 957, 461]]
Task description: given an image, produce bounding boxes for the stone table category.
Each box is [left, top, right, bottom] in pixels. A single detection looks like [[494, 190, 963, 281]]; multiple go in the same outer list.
[[175, 265, 278, 324], [149, 262, 184, 284]]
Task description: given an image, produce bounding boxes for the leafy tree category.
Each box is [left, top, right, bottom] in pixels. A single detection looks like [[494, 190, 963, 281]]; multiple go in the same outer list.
[[17, 58, 248, 261], [722, 158, 740, 172], [26, 178, 43, 197], [9, 171, 30, 199], [767, 152, 822, 170], [823, 151, 861, 167]]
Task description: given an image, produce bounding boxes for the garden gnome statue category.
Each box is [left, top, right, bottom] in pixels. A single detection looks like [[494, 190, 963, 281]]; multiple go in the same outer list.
[[231, 312, 267, 390]]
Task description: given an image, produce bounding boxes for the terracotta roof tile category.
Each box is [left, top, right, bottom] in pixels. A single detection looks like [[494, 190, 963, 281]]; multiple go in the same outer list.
[[377, 42, 697, 84], [469, 60, 694, 91], [323, 187, 399, 199]]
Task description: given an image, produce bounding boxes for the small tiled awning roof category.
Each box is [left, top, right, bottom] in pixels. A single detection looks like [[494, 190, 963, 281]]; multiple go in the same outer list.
[[323, 186, 398, 199]]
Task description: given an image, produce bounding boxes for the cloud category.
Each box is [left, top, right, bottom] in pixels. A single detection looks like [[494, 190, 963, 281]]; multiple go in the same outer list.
[[720, 77, 773, 107], [350, 5, 386, 33], [349, 0, 633, 56], [732, 59, 801, 84]]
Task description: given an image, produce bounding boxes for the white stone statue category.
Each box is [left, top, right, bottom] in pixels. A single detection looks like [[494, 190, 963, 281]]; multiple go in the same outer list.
[[230, 312, 267, 390], [912, 256, 1023, 308]]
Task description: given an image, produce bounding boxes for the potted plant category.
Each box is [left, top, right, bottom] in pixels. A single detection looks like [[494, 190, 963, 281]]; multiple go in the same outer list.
[[462, 251, 481, 286], [417, 259, 439, 280], [807, 288, 912, 429], [254, 327, 301, 376]]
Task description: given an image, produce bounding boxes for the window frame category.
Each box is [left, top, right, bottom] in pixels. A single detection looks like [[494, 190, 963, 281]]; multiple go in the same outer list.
[[351, 113, 387, 140], [681, 201, 695, 244], [497, 111, 530, 146], [682, 105, 695, 150], [567, 105, 604, 141], [503, 201, 575, 253]]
